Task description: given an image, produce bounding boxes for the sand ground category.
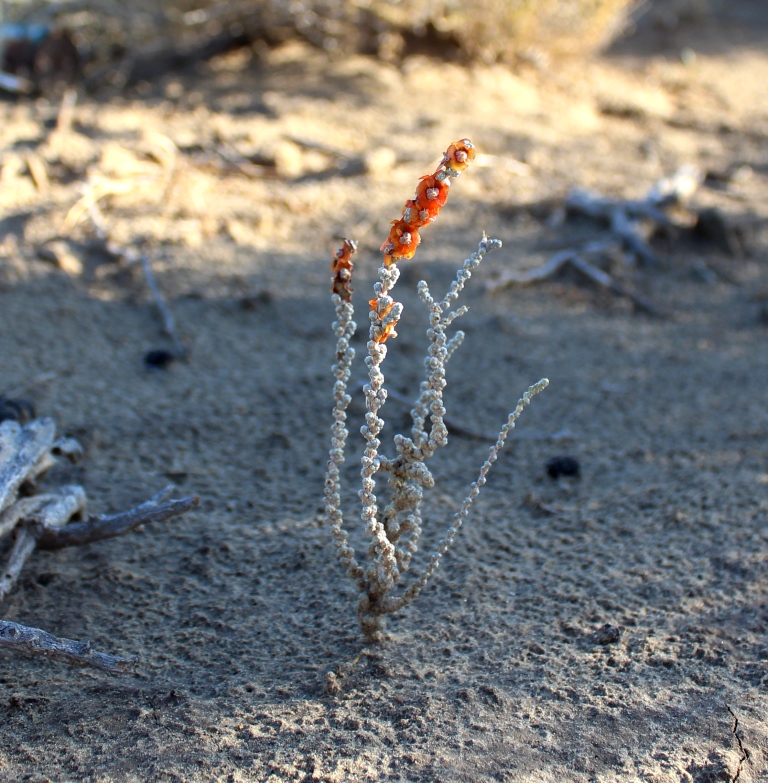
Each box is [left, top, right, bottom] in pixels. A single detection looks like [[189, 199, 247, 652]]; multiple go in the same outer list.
[[1, 3, 767, 781]]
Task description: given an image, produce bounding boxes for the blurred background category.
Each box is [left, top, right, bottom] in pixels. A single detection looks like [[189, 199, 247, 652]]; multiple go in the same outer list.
[[2, 0, 640, 77]]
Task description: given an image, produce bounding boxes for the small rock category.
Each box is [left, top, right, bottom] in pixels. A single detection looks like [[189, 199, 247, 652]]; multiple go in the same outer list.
[[591, 624, 622, 645], [144, 349, 176, 369], [680, 47, 696, 66], [546, 456, 580, 480]]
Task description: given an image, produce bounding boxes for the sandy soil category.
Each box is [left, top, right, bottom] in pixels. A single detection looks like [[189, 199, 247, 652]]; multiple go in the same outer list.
[[1, 3, 767, 781]]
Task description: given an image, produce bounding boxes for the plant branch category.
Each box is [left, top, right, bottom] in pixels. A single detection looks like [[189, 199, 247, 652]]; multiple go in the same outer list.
[[33, 487, 199, 550], [0, 619, 135, 674]]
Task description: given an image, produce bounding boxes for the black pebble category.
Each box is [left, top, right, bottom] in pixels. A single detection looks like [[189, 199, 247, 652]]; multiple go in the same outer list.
[[546, 455, 580, 480], [591, 624, 621, 645], [0, 397, 36, 424], [144, 349, 176, 369]]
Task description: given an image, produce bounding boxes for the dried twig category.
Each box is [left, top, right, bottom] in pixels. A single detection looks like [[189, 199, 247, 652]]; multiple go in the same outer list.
[[0, 486, 86, 602], [55, 87, 77, 133], [0, 70, 33, 94], [0, 418, 198, 674], [70, 194, 188, 358], [138, 253, 187, 358], [210, 141, 274, 179], [6, 371, 58, 400], [34, 487, 199, 550], [490, 241, 664, 316], [0, 619, 135, 674], [490, 166, 703, 312], [60, 179, 149, 237]]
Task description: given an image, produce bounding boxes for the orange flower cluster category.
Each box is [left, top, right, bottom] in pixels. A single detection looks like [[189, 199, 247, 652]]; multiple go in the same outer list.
[[369, 297, 396, 344], [330, 238, 357, 302], [380, 139, 476, 267]]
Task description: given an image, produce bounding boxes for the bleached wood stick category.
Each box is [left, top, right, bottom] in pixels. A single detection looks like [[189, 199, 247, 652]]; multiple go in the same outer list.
[[0, 414, 197, 674], [85, 199, 187, 358], [566, 189, 671, 223], [0, 70, 33, 94], [609, 207, 657, 265], [0, 496, 42, 541], [567, 254, 662, 316], [566, 170, 700, 226], [139, 253, 188, 358], [0, 487, 87, 603], [0, 419, 57, 514], [0, 619, 134, 674], [488, 240, 662, 316], [489, 240, 614, 288], [33, 487, 199, 550], [0, 530, 36, 604]]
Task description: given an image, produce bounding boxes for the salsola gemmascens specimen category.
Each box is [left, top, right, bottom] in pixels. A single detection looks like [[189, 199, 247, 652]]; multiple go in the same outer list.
[[325, 139, 548, 641]]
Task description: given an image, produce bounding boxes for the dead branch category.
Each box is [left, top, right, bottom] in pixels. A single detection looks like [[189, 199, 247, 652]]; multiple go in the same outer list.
[[86, 198, 187, 359], [489, 166, 703, 311], [568, 252, 664, 316], [0, 417, 197, 674], [34, 488, 199, 550], [0, 487, 87, 602], [489, 241, 664, 316], [0, 529, 36, 604], [0, 619, 134, 674]]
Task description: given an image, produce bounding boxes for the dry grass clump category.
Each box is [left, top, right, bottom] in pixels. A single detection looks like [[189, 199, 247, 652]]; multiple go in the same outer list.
[[11, 0, 637, 67], [369, 0, 637, 61]]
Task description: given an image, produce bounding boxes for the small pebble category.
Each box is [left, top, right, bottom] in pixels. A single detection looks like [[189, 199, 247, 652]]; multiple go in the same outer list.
[[144, 349, 176, 369], [546, 455, 580, 480], [591, 624, 622, 645]]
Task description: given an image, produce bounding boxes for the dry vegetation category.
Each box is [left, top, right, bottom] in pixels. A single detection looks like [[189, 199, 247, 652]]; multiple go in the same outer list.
[[7, 0, 637, 68]]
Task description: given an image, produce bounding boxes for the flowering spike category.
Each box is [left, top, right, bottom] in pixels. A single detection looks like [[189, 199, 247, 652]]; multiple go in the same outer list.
[[381, 220, 421, 263], [370, 139, 476, 345], [440, 138, 476, 174], [331, 238, 357, 302], [381, 138, 474, 268]]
